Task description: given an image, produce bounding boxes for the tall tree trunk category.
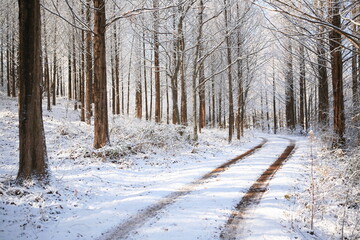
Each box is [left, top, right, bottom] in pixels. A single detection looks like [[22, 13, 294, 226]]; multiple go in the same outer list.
[[127, 37, 134, 116], [52, 4, 58, 107], [261, 88, 264, 131], [212, 67, 216, 128], [352, 1, 360, 144], [170, 12, 181, 125], [110, 7, 116, 116], [329, 0, 345, 146], [85, 0, 93, 124], [59, 66, 64, 96], [11, 29, 16, 98], [304, 75, 309, 131], [218, 78, 222, 127], [114, 22, 120, 116], [68, 50, 72, 99], [43, 13, 51, 111], [224, 0, 234, 142], [299, 43, 306, 131], [6, 16, 10, 97], [73, 27, 78, 110], [317, 33, 329, 127], [80, 7, 85, 122], [208, 84, 211, 125], [149, 51, 153, 120], [52, 36, 57, 106], [93, 0, 109, 148], [136, 38, 142, 119], [191, 0, 204, 141], [111, 42, 116, 115], [121, 62, 125, 115], [143, 31, 149, 120], [0, 38, 3, 87], [17, 0, 49, 182], [285, 39, 295, 130], [180, 27, 187, 125], [198, 59, 206, 130], [153, 0, 161, 123], [266, 90, 270, 133], [121, 46, 125, 115], [166, 70, 169, 124], [198, 62, 206, 130], [273, 58, 277, 134], [236, 21, 243, 139]]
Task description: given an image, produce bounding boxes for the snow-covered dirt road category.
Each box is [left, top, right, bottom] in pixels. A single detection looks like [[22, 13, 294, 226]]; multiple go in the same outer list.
[[100, 136, 302, 240], [1, 94, 314, 240]]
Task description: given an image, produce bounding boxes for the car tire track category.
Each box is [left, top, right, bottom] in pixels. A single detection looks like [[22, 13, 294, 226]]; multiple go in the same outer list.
[[220, 138, 296, 240], [100, 138, 268, 240]]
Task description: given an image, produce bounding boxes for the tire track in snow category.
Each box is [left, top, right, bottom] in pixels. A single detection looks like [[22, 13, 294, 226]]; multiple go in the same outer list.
[[100, 138, 268, 240], [220, 138, 296, 240]]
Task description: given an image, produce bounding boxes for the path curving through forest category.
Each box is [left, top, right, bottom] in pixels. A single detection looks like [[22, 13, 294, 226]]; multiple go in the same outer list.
[[220, 138, 296, 240], [100, 138, 268, 240]]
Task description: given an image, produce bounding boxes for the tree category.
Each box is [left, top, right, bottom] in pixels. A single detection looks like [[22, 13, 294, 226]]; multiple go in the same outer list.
[[316, 0, 329, 128], [191, 0, 205, 142], [17, 0, 49, 182], [43, 11, 51, 111], [179, 5, 187, 126], [153, 0, 161, 123], [85, 0, 93, 125], [329, 0, 345, 146], [272, 58, 277, 134], [285, 38, 295, 130], [93, 0, 109, 148], [135, 37, 143, 119], [299, 43, 306, 131], [224, 0, 234, 142]]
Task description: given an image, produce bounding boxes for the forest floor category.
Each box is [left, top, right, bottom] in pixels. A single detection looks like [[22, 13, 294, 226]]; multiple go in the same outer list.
[[0, 91, 359, 240]]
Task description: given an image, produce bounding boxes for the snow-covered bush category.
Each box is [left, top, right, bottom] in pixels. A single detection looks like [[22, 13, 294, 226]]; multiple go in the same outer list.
[[298, 131, 360, 239]]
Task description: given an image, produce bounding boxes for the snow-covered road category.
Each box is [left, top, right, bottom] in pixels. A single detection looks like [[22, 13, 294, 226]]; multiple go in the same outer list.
[[1, 94, 312, 240], [101, 136, 304, 240]]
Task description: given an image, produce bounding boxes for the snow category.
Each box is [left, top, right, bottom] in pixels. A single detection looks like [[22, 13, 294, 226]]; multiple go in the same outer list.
[[0, 92, 359, 240]]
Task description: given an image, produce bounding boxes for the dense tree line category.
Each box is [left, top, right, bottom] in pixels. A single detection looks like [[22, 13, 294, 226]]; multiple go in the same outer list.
[[0, 0, 358, 182]]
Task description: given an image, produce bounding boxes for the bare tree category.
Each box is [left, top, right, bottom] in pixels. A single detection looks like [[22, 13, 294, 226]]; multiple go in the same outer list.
[[285, 38, 295, 130], [329, 0, 345, 146], [299, 42, 306, 131], [85, 0, 93, 125], [224, 0, 234, 142], [17, 0, 49, 183], [93, 0, 109, 148], [153, 0, 161, 123]]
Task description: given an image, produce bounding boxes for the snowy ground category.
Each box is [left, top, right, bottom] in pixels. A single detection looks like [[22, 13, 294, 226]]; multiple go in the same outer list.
[[0, 92, 359, 240]]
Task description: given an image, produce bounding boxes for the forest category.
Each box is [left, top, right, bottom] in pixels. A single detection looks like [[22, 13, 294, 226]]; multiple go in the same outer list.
[[0, 0, 359, 239]]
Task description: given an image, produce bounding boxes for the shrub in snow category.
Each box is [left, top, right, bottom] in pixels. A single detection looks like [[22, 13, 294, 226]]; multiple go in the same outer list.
[[297, 131, 360, 239]]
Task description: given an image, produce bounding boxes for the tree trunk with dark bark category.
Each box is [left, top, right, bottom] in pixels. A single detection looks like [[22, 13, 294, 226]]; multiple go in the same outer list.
[[180, 28, 187, 125], [317, 24, 329, 127], [93, 0, 109, 149], [153, 0, 161, 123], [143, 31, 148, 120], [299, 44, 306, 131], [43, 15, 51, 111], [85, 0, 93, 125], [80, 8, 85, 122], [11, 29, 16, 98], [199, 62, 206, 130], [285, 39, 295, 130], [273, 58, 277, 134], [329, 0, 345, 146], [136, 38, 143, 119], [224, 0, 234, 142], [17, 0, 49, 183], [68, 50, 72, 100]]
